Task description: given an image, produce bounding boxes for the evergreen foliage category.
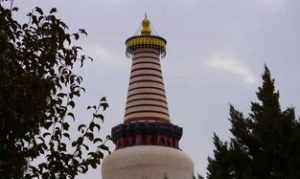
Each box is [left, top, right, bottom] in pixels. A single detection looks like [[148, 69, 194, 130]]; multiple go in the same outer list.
[[0, 2, 109, 178], [207, 66, 300, 179]]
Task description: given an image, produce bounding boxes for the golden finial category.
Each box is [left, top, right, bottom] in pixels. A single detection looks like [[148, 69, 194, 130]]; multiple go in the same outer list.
[[141, 14, 151, 35], [125, 14, 166, 58]]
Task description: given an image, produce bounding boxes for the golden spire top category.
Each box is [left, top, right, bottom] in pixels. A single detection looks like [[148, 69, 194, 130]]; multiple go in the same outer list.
[[141, 14, 151, 35], [126, 15, 166, 58]]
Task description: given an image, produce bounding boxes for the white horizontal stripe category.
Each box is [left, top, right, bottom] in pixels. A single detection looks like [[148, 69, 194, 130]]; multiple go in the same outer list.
[[133, 49, 160, 56], [129, 82, 165, 90], [131, 70, 162, 77], [125, 106, 169, 114], [131, 63, 161, 72], [127, 94, 167, 102], [127, 88, 165, 96], [126, 100, 168, 108], [134, 53, 159, 58], [133, 53, 159, 58], [129, 76, 163, 84], [125, 112, 169, 121], [133, 58, 159, 64]]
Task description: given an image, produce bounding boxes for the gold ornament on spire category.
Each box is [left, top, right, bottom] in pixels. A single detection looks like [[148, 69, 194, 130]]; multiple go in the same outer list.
[[125, 15, 167, 58], [141, 14, 151, 35]]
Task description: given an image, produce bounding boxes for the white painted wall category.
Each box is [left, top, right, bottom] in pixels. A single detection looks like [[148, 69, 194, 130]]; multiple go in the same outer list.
[[102, 146, 194, 179]]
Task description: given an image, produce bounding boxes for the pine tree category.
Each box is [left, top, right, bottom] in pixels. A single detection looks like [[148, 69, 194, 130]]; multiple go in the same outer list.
[[207, 66, 300, 179]]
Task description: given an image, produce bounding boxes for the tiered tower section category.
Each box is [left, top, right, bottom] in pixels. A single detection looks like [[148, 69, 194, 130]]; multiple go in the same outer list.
[[125, 15, 168, 122], [102, 16, 193, 179], [112, 16, 182, 149], [125, 46, 169, 122]]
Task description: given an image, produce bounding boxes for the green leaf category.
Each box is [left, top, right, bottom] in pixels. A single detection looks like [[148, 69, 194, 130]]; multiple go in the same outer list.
[[82, 144, 89, 151], [35, 7, 43, 15], [62, 122, 70, 130], [100, 97, 106, 101], [63, 133, 70, 140], [106, 135, 112, 140], [100, 102, 109, 110], [57, 93, 67, 98], [73, 33, 79, 40], [93, 113, 104, 121], [38, 163, 47, 172], [79, 28, 88, 36], [78, 124, 86, 132], [87, 105, 97, 110], [42, 132, 51, 138], [98, 144, 109, 151], [71, 141, 77, 147], [85, 132, 94, 141], [67, 112, 75, 121], [50, 8, 57, 13], [68, 101, 75, 108], [93, 138, 103, 144], [90, 161, 97, 169], [89, 122, 100, 131]]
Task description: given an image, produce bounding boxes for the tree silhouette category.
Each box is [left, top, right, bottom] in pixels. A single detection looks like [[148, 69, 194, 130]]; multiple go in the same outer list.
[[207, 66, 300, 179], [0, 3, 109, 178]]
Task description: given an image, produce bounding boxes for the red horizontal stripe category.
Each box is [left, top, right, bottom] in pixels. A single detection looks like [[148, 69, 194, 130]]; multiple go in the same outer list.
[[126, 104, 168, 110], [133, 56, 159, 60], [129, 79, 164, 85], [131, 67, 161, 73], [128, 86, 165, 92], [133, 50, 160, 56], [132, 61, 160, 67], [127, 92, 166, 98], [130, 73, 163, 80], [127, 97, 167, 104]]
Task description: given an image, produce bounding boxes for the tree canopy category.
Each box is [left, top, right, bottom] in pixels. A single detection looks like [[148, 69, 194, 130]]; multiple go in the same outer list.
[[0, 3, 109, 178], [207, 66, 300, 179]]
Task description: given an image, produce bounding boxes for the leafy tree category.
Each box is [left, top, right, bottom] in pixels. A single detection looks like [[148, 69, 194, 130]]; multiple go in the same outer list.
[[193, 174, 204, 179], [206, 66, 300, 179], [0, 3, 110, 178]]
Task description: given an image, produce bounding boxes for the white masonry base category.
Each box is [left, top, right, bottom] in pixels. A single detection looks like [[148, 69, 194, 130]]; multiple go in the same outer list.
[[102, 145, 194, 179]]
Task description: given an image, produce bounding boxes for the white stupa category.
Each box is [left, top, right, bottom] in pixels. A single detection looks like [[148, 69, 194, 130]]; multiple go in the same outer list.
[[102, 16, 194, 179]]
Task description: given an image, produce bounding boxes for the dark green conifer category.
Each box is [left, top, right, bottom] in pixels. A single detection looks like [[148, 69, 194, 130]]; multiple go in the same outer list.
[[207, 66, 300, 179]]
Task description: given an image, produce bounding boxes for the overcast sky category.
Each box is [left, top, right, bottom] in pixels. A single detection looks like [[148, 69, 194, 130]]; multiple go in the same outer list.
[[11, 0, 300, 178]]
